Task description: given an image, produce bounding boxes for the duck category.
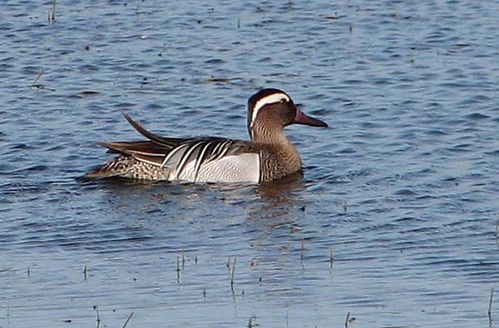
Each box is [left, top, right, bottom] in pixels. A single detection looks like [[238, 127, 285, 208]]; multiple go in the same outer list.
[[85, 88, 328, 183]]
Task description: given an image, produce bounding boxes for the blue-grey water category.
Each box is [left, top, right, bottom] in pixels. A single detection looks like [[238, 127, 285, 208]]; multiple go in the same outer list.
[[1, 1, 499, 327]]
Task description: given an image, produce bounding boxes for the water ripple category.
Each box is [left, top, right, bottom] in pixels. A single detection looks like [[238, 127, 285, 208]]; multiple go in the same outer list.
[[1, 0, 498, 327]]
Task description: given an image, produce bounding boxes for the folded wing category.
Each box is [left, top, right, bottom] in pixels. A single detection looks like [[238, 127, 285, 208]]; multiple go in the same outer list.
[[91, 113, 256, 181]]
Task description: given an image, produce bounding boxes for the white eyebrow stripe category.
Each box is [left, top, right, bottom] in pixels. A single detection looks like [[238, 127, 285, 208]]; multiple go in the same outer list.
[[250, 93, 289, 127]]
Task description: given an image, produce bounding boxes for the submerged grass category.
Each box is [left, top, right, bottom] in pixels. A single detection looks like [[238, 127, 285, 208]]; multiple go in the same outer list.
[[489, 288, 495, 323], [48, 0, 56, 23]]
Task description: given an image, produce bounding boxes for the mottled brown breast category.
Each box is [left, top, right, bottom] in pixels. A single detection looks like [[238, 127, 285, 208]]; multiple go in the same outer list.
[[256, 142, 302, 182]]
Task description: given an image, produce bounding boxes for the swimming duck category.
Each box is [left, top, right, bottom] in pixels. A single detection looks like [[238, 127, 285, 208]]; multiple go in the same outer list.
[[86, 88, 328, 183]]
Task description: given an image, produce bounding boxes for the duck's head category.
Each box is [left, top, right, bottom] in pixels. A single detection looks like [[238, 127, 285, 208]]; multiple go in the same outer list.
[[247, 88, 328, 140]]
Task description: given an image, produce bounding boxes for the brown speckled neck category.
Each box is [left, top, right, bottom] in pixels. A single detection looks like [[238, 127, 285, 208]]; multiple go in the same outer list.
[[251, 126, 302, 182]]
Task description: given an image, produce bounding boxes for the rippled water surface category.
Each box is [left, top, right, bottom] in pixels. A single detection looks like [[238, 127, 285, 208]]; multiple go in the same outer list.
[[1, 1, 499, 327]]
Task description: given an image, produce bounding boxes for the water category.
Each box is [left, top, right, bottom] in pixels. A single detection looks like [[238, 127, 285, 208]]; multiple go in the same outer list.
[[1, 0, 499, 327]]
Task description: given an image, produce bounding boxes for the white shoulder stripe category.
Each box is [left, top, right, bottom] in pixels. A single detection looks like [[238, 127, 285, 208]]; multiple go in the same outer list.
[[193, 140, 216, 180], [172, 142, 203, 180]]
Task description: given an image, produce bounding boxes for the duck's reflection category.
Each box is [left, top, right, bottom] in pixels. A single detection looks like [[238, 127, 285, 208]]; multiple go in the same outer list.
[[83, 174, 309, 218], [256, 172, 306, 199], [81, 174, 312, 233], [243, 176, 308, 238]]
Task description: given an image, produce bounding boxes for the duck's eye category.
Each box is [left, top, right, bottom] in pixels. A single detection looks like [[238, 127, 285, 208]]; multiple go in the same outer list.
[[280, 99, 286, 104]]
